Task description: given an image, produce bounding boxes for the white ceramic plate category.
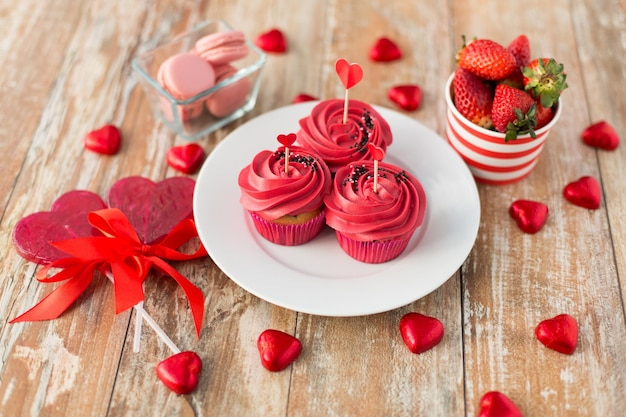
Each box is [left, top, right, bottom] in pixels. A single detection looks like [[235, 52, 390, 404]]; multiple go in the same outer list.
[[194, 102, 480, 316]]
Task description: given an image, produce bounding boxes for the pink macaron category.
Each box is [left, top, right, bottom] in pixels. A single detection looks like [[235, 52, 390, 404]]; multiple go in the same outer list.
[[157, 53, 215, 121], [205, 64, 252, 117], [194, 30, 249, 65]]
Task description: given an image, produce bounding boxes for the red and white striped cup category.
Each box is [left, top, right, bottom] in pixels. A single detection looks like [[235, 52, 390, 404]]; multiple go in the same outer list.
[[444, 73, 562, 185]]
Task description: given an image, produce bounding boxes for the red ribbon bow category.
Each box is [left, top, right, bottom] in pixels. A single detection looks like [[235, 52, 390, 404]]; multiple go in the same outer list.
[[11, 208, 207, 337]]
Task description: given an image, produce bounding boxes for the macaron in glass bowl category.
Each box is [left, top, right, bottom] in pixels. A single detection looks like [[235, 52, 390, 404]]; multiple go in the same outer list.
[[133, 20, 266, 140]]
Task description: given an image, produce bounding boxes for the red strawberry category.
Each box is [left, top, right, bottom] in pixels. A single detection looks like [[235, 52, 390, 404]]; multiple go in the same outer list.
[[507, 34, 531, 67], [522, 58, 568, 108], [453, 67, 494, 129], [457, 37, 517, 80], [502, 35, 531, 89], [491, 83, 537, 140], [581, 120, 620, 150], [535, 102, 554, 129]]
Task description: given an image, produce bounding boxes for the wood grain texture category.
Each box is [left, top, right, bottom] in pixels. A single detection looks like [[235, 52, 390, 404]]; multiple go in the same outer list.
[[0, 0, 624, 416]]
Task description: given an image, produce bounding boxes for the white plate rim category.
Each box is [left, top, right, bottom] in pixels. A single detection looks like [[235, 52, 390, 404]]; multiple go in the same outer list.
[[193, 102, 480, 316]]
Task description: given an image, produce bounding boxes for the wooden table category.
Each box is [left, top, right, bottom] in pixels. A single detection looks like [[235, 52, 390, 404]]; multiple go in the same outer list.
[[1, 0, 625, 416]]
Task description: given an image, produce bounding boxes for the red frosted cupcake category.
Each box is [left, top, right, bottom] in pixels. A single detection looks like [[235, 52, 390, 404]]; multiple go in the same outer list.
[[238, 134, 332, 245], [296, 99, 393, 175], [324, 160, 426, 263]]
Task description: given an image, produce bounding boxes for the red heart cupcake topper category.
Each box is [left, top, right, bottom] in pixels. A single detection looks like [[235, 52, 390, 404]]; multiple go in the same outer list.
[[335, 58, 363, 90], [367, 143, 385, 161], [277, 133, 297, 147]]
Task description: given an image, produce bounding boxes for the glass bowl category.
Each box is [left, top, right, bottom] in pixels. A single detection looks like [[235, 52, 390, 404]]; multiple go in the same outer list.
[[132, 20, 266, 140]]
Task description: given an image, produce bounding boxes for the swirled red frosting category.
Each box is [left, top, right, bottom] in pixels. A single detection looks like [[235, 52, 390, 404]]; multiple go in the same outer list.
[[324, 161, 426, 241], [238, 146, 332, 220], [297, 99, 393, 174]]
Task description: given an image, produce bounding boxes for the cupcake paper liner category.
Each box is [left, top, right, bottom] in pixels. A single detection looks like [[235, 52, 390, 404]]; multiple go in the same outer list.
[[335, 231, 410, 264], [249, 210, 326, 246]]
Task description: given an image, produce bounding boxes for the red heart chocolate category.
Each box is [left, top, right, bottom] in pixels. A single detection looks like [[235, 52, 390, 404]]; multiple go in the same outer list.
[[156, 351, 202, 395], [257, 329, 302, 372], [388, 85, 422, 111], [254, 28, 287, 53], [84, 124, 122, 155], [582, 120, 619, 150], [277, 133, 297, 147], [292, 93, 317, 104], [335, 59, 363, 90], [563, 176, 601, 209], [369, 37, 402, 62], [166, 143, 205, 175], [478, 391, 523, 417], [535, 313, 578, 354], [509, 200, 549, 234], [12, 190, 107, 264], [399, 312, 444, 354], [107, 176, 195, 244]]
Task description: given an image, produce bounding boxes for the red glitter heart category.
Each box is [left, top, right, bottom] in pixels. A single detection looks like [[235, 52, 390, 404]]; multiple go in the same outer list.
[[254, 28, 287, 53], [335, 59, 363, 90], [84, 124, 121, 155], [367, 142, 385, 161], [107, 176, 195, 244], [582, 120, 620, 150], [292, 93, 318, 104], [12, 190, 107, 264], [509, 200, 549, 234], [563, 176, 601, 209], [388, 85, 422, 111], [166, 143, 205, 175], [535, 313, 578, 354], [369, 37, 402, 62], [399, 312, 444, 354], [257, 329, 302, 372], [156, 351, 202, 395], [277, 133, 297, 148], [478, 391, 523, 417]]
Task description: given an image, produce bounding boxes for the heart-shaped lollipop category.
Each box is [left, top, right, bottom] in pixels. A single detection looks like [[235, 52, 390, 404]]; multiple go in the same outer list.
[[563, 176, 601, 209], [335, 59, 363, 90], [257, 329, 302, 372], [369, 37, 402, 62], [535, 313, 578, 354], [478, 391, 523, 417], [12, 190, 107, 264], [388, 85, 422, 111], [156, 351, 202, 395], [277, 133, 297, 148], [399, 312, 444, 354], [509, 200, 549, 234], [254, 28, 287, 53], [107, 176, 195, 244], [166, 143, 205, 175], [84, 124, 122, 155]]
